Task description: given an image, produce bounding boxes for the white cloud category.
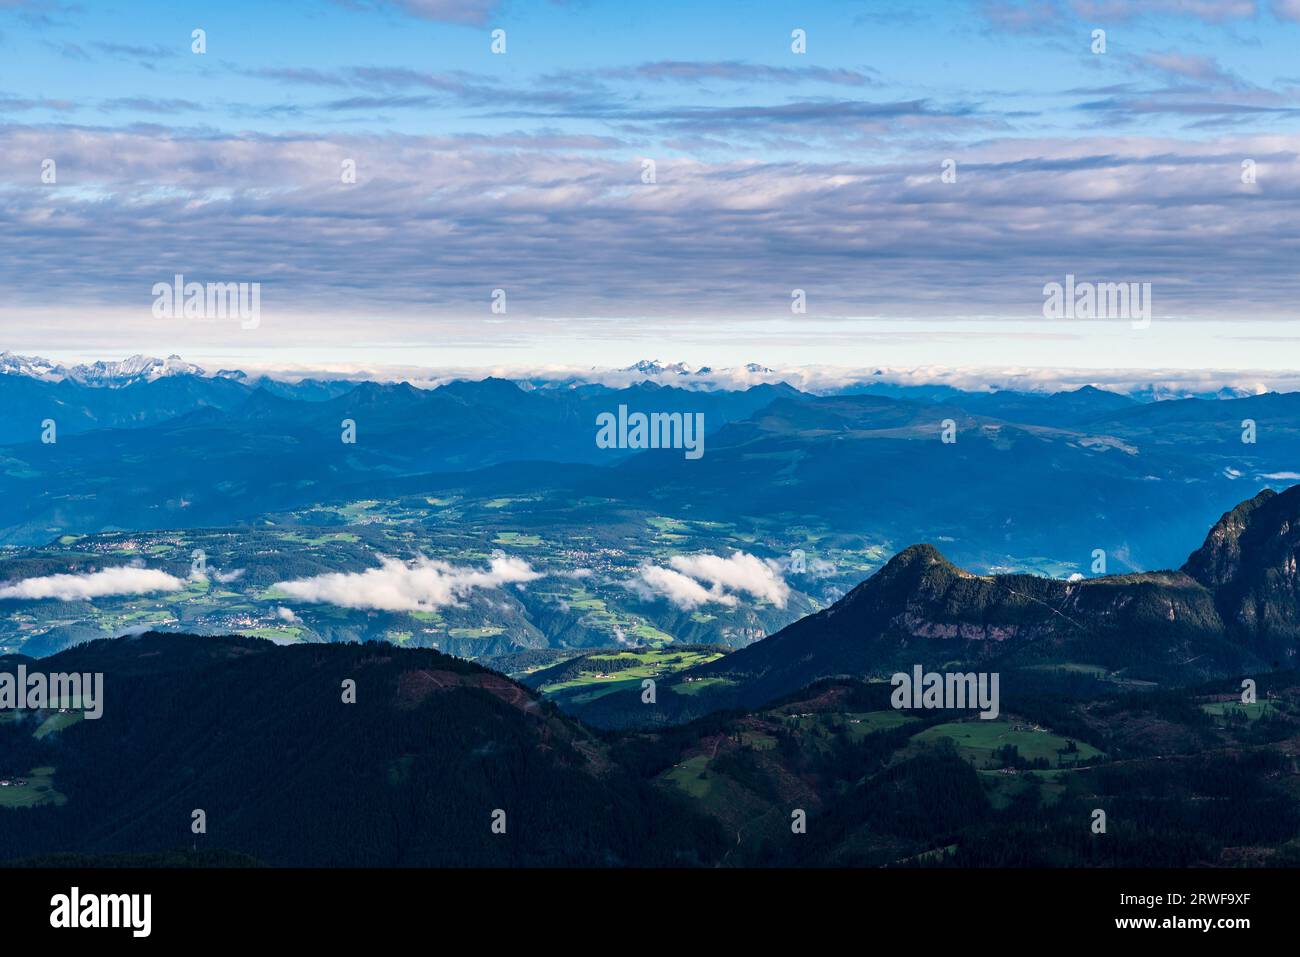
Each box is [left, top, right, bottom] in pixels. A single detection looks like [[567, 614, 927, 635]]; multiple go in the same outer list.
[[277, 606, 301, 623], [633, 564, 721, 610], [0, 566, 186, 601], [273, 554, 541, 612], [630, 551, 789, 610]]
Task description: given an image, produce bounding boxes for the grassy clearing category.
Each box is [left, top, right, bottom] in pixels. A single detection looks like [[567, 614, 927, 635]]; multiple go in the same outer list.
[[539, 648, 726, 703], [914, 719, 1103, 768], [1201, 701, 1278, 720], [448, 627, 505, 639], [0, 767, 66, 809], [675, 677, 735, 696], [663, 754, 714, 799], [647, 516, 689, 535], [493, 532, 543, 546], [782, 710, 918, 739]]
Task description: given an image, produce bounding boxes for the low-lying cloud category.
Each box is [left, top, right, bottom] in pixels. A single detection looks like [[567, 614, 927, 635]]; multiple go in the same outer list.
[[630, 551, 790, 610], [273, 554, 541, 612], [0, 566, 187, 601]]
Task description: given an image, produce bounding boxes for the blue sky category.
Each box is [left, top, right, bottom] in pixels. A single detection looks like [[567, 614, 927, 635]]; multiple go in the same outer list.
[[2, 0, 1299, 379]]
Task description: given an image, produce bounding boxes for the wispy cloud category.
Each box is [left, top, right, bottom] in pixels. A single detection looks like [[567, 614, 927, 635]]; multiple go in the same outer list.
[[1135, 51, 1250, 89], [549, 61, 882, 87], [335, 0, 501, 25], [980, 0, 1263, 33], [1071, 0, 1259, 22]]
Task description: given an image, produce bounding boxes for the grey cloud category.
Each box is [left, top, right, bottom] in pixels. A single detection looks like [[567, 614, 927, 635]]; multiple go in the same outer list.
[[550, 60, 882, 87], [0, 92, 75, 110], [43, 39, 88, 59], [980, 0, 1261, 31], [1075, 95, 1300, 118], [91, 41, 177, 69], [245, 67, 352, 87], [1070, 0, 1259, 20], [99, 97, 205, 114], [2, 126, 1299, 329], [1134, 51, 1251, 89], [335, 0, 500, 25]]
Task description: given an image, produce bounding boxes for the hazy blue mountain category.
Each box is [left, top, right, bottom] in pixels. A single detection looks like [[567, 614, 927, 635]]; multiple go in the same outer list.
[[0, 373, 253, 443], [952, 385, 1137, 425], [242, 376, 361, 402], [0, 377, 806, 543], [3, 368, 1299, 665], [577, 390, 1300, 571]]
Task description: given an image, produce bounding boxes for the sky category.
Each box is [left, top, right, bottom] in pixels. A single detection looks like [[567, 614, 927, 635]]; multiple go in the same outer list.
[[1, 0, 1299, 378]]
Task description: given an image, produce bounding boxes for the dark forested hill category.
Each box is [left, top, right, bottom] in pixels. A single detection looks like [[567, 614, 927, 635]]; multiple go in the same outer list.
[[0, 633, 722, 866], [5, 630, 1300, 868]]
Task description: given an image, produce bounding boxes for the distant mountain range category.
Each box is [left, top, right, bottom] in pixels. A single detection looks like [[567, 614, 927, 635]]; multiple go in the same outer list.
[[618, 359, 774, 378], [0, 352, 208, 386], [0, 352, 778, 390], [0, 352, 1275, 399]]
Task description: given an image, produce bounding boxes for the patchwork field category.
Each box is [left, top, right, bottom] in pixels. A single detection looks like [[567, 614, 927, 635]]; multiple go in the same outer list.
[[0, 495, 847, 659], [912, 718, 1105, 769]]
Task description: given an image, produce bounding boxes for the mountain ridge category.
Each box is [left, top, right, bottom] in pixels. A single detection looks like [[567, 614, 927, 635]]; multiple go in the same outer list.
[[658, 485, 1300, 710]]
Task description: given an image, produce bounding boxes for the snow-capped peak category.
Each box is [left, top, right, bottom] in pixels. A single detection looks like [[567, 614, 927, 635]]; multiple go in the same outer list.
[[622, 359, 696, 376], [0, 351, 67, 381], [67, 354, 206, 386], [0, 352, 208, 387]]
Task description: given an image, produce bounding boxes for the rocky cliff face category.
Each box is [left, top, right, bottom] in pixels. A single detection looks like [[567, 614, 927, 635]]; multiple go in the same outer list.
[[1184, 485, 1300, 658]]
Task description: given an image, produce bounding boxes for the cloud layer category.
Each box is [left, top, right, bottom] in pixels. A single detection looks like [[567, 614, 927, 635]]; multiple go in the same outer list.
[[0, 566, 186, 601], [273, 554, 541, 612], [3, 126, 1298, 335]]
